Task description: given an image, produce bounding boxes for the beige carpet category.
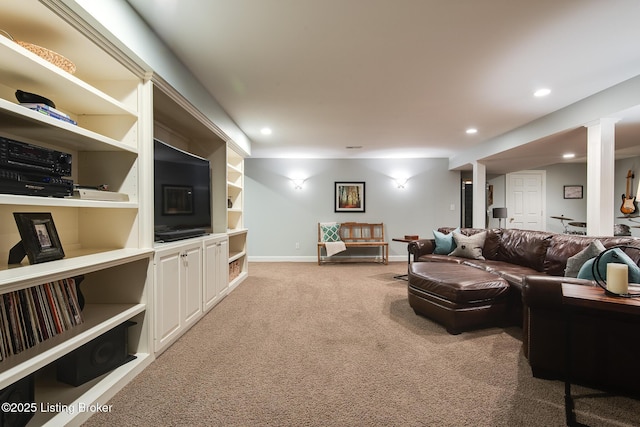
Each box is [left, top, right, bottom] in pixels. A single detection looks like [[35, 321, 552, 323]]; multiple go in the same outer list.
[[83, 262, 640, 427]]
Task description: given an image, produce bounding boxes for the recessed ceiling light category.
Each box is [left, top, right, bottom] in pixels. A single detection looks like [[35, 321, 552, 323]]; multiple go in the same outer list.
[[260, 127, 272, 135], [346, 145, 362, 149], [534, 88, 551, 97], [466, 128, 478, 134], [563, 153, 575, 159]]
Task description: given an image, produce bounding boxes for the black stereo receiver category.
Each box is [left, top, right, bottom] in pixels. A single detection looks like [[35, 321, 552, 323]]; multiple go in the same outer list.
[[0, 135, 72, 177], [0, 168, 73, 198]]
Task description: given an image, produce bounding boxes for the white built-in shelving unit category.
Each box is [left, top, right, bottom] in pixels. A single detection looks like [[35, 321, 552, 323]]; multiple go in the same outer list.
[[227, 149, 248, 289], [0, 1, 153, 425], [0, 1, 250, 424]]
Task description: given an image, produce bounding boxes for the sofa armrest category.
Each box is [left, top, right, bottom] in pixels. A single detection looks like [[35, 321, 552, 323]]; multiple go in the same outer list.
[[522, 274, 595, 368], [408, 239, 435, 261], [522, 275, 595, 310]]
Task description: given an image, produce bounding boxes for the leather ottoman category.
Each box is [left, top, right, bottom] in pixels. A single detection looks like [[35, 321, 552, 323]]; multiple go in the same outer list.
[[408, 262, 510, 334]]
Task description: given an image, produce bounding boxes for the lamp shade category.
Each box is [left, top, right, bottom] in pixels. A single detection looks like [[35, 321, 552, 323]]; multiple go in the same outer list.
[[493, 207, 508, 219]]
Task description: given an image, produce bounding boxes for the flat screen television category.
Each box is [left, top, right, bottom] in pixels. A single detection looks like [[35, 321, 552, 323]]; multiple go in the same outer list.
[[154, 139, 211, 242]]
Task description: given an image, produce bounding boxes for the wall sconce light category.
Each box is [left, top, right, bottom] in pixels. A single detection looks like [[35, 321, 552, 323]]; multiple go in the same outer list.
[[292, 178, 305, 190], [394, 177, 408, 189]]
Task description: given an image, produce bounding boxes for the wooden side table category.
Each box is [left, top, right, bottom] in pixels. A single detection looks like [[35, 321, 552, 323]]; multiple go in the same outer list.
[[561, 283, 640, 426], [392, 237, 418, 280]]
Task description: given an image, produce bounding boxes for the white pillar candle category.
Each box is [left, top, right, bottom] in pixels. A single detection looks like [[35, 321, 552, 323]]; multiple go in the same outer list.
[[606, 263, 629, 294]]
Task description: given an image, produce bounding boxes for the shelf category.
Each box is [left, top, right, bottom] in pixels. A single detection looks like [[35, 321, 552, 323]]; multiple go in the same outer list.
[[0, 98, 138, 153], [0, 36, 138, 117], [0, 249, 153, 292], [229, 251, 246, 263], [227, 150, 243, 171], [30, 352, 152, 426], [227, 228, 248, 237], [227, 181, 242, 192], [0, 193, 137, 209], [227, 163, 242, 175], [0, 302, 146, 387]]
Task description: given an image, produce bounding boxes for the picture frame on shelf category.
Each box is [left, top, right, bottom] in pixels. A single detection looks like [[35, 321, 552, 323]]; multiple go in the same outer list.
[[335, 181, 365, 212], [9, 212, 65, 264]]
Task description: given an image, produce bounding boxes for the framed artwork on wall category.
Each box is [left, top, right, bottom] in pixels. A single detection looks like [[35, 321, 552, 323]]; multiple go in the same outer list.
[[564, 185, 583, 199], [335, 182, 365, 212]]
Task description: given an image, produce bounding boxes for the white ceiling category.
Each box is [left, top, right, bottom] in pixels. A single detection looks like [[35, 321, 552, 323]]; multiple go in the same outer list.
[[126, 0, 640, 172]]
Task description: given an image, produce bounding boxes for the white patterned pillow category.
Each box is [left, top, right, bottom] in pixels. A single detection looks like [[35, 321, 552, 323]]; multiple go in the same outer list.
[[449, 232, 487, 260], [320, 223, 342, 242]]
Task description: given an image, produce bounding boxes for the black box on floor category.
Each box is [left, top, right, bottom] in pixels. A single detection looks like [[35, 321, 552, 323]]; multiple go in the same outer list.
[[56, 321, 137, 387], [0, 374, 35, 427]]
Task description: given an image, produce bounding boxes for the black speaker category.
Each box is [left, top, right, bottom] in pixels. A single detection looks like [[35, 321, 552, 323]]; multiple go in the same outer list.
[[0, 374, 35, 427], [56, 321, 137, 387]]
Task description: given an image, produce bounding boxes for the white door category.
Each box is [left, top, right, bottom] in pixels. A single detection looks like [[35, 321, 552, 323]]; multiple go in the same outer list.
[[506, 171, 546, 230]]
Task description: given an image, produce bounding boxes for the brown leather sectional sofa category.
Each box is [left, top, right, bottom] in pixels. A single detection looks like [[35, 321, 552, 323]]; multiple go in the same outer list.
[[408, 227, 640, 394]]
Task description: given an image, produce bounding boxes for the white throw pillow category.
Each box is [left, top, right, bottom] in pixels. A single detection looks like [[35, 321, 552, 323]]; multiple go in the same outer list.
[[449, 232, 487, 260]]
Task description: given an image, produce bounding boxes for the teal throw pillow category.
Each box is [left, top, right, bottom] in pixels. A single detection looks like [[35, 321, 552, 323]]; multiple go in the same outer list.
[[433, 228, 459, 255], [577, 247, 640, 282], [320, 223, 341, 242]]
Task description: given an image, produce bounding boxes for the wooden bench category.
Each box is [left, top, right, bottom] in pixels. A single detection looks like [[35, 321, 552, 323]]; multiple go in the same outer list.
[[317, 222, 388, 264]]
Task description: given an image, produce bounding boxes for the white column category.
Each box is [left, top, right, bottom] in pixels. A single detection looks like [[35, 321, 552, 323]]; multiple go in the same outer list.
[[472, 161, 487, 229], [585, 118, 619, 236]]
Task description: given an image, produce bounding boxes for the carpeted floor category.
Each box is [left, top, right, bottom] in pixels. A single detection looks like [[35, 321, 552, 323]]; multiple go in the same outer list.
[[83, 262, 640, 426]]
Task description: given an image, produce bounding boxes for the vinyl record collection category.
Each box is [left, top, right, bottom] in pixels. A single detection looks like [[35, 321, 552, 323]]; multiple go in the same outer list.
[[0, 277, 84, 361]]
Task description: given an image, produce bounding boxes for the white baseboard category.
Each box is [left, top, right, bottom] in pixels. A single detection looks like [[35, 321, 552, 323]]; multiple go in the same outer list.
[[249, 255, 407, 263]]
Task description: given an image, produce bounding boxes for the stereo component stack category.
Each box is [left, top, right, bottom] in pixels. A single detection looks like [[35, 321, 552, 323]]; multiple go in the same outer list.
[[0, 135, 73, 197]]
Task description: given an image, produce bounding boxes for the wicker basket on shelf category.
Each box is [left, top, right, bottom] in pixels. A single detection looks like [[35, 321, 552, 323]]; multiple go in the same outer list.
[[1, 29, 76, 74]]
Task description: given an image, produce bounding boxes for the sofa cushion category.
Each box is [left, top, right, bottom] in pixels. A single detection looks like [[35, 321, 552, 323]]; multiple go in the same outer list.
[[438, 227, 501, 259], [577, 247, 640, 282], [564, 240, 606, 277], [417, 254, 467, 264], [497, 229, 553, 272], [544, 235, 596, 276], [433, 228, 459, 254], [481, 230, 502, 260], [409, 263, 509, 303], [449, 232, 486, 260]]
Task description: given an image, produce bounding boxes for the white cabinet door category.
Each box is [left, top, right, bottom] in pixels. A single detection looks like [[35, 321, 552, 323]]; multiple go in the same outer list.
[[182, 244, 203, 327], [154, 248, 182, 353], [154, 240, 203, 354], [217, 239, 229, 296], [203, 236, 229, 312]]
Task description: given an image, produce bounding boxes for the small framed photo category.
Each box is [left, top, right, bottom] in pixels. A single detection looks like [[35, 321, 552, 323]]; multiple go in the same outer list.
[[564, 185, 583, 199], [11, 212, 65, 264], [335, 182, 365, 212]]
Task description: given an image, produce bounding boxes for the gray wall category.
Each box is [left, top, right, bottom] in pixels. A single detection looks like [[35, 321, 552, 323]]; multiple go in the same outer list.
[[245, 156, 640, 261], [542, 158, 640, 235], [542, 163, 588, 234], [245, 158, 461, 261]]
